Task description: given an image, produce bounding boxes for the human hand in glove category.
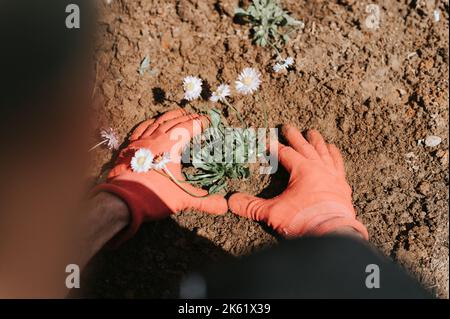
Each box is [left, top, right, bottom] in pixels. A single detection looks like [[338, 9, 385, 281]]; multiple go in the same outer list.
[[93, 109, 228, 245], [228, 125, 368, 240]]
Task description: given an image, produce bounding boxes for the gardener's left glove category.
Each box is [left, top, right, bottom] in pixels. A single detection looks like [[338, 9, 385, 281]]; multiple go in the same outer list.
[[228, 125, 368, 240], [93, 109, 228, 245]]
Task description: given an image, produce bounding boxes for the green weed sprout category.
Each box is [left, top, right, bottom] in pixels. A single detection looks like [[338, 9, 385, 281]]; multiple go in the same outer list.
[[235, 0, 304, 50]]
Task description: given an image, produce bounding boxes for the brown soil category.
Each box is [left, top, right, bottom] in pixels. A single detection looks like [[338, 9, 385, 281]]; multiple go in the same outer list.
[[84, 0, 449, 298]]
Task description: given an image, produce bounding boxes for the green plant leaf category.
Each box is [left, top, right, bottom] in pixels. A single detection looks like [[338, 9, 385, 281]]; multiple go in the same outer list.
[[234, 7, 248, 15], [234, 0, 302, 48], [185, 109, 254, 195], [138, 55, 151, 75], [208, 180, 227, 194], [209, 108, 222, 128]]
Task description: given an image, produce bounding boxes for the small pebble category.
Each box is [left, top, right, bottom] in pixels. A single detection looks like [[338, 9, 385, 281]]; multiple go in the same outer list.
[[424, 135, 442, 147], [434, 10, 440, 22], [407, 52, 417, 59]]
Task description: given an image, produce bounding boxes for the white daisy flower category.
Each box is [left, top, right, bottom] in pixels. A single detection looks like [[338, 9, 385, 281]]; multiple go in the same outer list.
[[100, 128, 120, 150], [273, 57, 295, 73], [131, 148, 154, 173], [210, 84, 231, 103], [273, 63, 284, 73], [284, 57, 294, 67], [235, 68, 261, 95], [183, 76, 203, 101], [88, 128, 120, 152], [152, 152, 171, 170]]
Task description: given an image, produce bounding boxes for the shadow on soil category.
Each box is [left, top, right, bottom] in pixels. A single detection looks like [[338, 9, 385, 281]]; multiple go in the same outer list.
[[81, 218, 233, 298]]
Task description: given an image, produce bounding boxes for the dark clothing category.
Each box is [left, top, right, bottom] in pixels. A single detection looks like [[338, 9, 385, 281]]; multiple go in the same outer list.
[[182, 236, 431, 299]]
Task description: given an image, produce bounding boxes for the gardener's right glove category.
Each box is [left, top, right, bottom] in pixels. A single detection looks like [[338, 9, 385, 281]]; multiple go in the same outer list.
[[93, 109, 228, 246], [228, 125, 368, 240]]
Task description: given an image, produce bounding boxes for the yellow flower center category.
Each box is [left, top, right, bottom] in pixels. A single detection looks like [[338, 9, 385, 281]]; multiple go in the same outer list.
[[242, 76, 253, 86], [137, 156, 146, 166], [186, 83, 195, 91]]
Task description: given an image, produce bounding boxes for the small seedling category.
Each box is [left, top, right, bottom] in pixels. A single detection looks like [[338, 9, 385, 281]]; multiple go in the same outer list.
[[138, 55, 151, 75], [235, 0, 303, 49], [184, 109, 252, 194]]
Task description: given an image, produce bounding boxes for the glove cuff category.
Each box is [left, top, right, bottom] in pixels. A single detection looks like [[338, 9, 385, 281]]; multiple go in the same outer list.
[[281, 201, 368, 240], [309, 217, 369, 240]]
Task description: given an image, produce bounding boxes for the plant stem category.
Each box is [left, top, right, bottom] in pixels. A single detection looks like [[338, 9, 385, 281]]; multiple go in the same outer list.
[[222, 99, 247, 128], [256, 93, 269, 130], [221, 99, 248, 153], [156, 169, 190, 183], [268, 41, 282, 60], [163, 166, 210, 198], [88, 139, 107, 152]]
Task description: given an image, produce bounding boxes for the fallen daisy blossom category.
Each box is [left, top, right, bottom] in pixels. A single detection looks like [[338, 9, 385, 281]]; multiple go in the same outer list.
[[88, 128, 120, 152], [152, 152, 171, 170], [210, 83, 231, 103], [235, 67, 261, 95], [273, 56, 294, 73], [131, 148, 154, 173], [273, 63, 284, 73], [183, 76, 203, 101]]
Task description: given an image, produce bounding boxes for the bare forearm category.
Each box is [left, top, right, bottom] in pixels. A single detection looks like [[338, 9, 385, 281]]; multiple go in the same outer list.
[[82, 192, 129, 264]]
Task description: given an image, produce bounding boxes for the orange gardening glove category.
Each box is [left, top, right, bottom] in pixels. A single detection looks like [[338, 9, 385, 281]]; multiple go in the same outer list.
[[228, 125, 368, 240], [93, 109, 228, 245]]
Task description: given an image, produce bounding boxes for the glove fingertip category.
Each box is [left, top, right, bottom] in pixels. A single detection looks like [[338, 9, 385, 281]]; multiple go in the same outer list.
[[190, 193, 228, 215], [228, 193, 249, 217], [206, 194, 229, 215]]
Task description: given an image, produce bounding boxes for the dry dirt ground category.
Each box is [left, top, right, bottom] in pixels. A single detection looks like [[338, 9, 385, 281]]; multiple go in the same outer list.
[[84, 0, 449, 298]]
